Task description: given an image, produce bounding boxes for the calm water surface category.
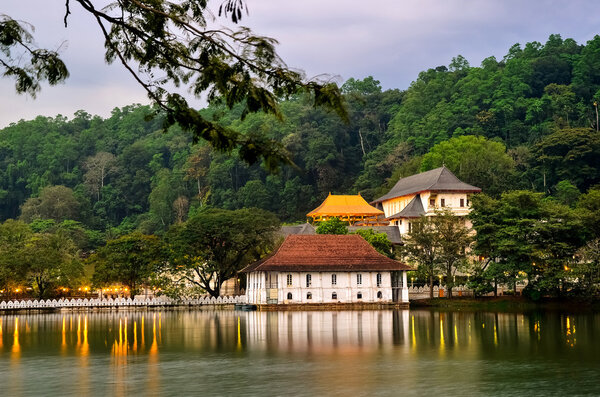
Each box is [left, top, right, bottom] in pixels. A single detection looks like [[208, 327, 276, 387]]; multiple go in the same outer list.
[[0, 309, 598, 396]]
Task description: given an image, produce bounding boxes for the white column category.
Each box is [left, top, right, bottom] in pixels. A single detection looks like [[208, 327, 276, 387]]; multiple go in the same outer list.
[[401, 271, 409, 302]]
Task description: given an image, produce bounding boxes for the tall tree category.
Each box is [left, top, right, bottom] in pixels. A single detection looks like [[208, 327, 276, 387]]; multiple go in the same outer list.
[[90, 233, 165, 296], [165, 207, 279, 297], [431, 210, 473, 298], [20, 185, 80, 222], [401, 216, 439, 298], [20, 232, 82, 299], [83, 152, 117, 201]]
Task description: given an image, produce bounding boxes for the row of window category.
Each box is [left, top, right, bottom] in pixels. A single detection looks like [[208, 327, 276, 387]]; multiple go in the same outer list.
[[286, 291, 384, 300], [429, 198, 469, 208], [287, 273, 383, 287]]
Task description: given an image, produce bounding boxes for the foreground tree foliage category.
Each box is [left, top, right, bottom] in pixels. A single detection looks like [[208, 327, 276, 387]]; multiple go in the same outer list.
[[164, 207, 279, 297], [1, 1, 346, 169]]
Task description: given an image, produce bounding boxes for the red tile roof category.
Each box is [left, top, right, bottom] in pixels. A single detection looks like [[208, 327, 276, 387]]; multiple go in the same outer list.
[[241, 234, 411, 272]]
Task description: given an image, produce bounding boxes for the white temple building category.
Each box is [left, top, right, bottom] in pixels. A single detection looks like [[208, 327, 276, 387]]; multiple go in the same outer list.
[[371, 166, 481, 235], [241, 234, 411, 305]]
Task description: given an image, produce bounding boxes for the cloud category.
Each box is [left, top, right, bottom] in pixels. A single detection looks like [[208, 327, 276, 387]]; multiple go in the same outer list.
[[1, 0, 599, 127]]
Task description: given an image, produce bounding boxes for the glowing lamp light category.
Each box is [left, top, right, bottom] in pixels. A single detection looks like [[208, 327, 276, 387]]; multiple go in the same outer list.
[[15, 289, 20, 293]]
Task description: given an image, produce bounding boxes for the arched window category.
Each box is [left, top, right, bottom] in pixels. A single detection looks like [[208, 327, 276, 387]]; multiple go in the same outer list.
[[377, 291, 383, 299], [357, 292, 363, 299], [332, 292, 337, 300], [306, 274, 312, 287], [307, 292, 312, 300], [287, 292, 292, 300]]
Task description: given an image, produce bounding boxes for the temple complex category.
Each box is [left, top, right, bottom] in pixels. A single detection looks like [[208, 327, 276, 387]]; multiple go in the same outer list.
[[304, 167, 481, 237]]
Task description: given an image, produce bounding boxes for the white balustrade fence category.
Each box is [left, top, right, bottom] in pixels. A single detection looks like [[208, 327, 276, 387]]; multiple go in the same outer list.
[[0, 295, 247, 311], [408, 285, 475, 299]]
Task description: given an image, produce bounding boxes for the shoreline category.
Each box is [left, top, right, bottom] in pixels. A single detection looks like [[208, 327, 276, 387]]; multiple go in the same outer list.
[[1, 297, 599, 314], [410, 296, 600, 313]]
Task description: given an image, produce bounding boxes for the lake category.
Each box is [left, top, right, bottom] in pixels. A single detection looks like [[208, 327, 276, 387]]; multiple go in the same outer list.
[[0, 309, 598, 396]]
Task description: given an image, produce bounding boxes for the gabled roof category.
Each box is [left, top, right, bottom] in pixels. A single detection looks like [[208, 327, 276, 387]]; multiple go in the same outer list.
[[240, 234, 411, 272], [386, 194, 425, 219], [372, 166, 481, 203], [279, 223, 316, 237], [307, 194, 384, 218], [347, 226, 402, 245]]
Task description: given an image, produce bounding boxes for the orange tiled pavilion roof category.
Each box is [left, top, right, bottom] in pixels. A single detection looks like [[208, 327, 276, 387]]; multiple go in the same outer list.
[[307, 193, 384, 223]]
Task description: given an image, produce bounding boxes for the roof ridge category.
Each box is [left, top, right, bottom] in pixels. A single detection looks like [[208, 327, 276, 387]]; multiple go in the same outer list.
[[425, 167, 444, 190]]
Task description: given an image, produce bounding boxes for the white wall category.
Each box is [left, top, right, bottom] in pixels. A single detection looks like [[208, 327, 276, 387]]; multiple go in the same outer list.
[[246, 271, 409, 304], [383, 191, 474, 236]]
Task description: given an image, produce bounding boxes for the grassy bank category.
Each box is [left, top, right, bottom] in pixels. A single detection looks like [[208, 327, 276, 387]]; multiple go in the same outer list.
[[410, 296, 600, 312]]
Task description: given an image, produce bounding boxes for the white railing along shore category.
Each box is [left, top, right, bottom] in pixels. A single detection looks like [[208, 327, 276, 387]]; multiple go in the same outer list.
[[0, 295, 248, 310]]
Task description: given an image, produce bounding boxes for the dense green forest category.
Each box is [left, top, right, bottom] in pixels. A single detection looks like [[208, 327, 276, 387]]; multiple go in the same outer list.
[[4, 34, 600, 235], [3, 33, 600, 298]]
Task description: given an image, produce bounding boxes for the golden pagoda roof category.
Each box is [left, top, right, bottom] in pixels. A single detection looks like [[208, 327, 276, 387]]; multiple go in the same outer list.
[[307, 194, 384, 218]]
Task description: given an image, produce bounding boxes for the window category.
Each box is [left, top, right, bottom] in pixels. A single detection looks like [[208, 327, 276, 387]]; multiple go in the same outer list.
[[376, 273, 382, 287], [286, 274, 293, 286], [331, 274, 337, 286], [467, 197, 470, 206], [287, 292, 292, 300], [307, 292, 312, 300], [440, 198, 446, 207], [332, 292, 337, 300], [377, 291, 383, 299], [357, 274, 362, 285], [408, 222, 412, 233], [430, 198, 435, 207], [460, 198, 465, 207], [357, 292, 363, 299], [306, 274, 312, 287]]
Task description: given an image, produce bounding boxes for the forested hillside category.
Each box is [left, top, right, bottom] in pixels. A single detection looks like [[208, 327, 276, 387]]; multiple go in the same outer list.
[[2, 34, 600, 242]]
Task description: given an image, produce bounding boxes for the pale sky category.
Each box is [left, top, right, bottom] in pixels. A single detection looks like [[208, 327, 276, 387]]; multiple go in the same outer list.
[[1, 0, 599, 127]]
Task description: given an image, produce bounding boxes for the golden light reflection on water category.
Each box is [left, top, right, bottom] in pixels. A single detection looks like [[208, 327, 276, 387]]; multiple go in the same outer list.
[[12, 317, 20, 355], [62, 316, 66, 352], [0, 308, 597, 392]]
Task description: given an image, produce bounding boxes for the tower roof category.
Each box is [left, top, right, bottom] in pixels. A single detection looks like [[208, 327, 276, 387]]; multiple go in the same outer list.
[[386, 194, 425, 219], [307, 193, 384, 218], [372, 166, 481, 203]]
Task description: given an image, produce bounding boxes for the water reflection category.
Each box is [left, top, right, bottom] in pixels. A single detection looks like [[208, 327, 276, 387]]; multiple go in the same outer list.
[[0, 309, 598, 395]]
